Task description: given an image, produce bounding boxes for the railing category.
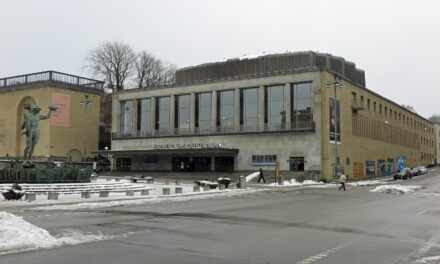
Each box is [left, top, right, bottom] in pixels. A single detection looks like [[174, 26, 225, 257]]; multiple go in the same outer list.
[[0, 71, 104, 91], [112, 121, 315, 139]]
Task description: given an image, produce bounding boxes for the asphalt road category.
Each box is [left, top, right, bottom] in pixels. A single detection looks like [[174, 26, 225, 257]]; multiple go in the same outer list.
[[2, 170, 440, 264]]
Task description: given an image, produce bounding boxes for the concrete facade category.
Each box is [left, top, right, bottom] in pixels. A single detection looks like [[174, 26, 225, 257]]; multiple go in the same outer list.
[[109, 52, 436, 180]]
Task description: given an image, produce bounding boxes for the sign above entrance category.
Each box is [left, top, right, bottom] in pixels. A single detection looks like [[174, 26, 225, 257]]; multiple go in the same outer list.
[[153, 143, 222, 149]]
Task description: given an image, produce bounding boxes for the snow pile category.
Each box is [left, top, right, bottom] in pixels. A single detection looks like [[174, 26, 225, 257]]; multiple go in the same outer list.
[[0, 212, 111, 254], [415, 256, 440, 263], [369, 185, 422, 194], [268, 179, 322, 187], [245, 172, 260, 182], [347, 180, 386, 187]]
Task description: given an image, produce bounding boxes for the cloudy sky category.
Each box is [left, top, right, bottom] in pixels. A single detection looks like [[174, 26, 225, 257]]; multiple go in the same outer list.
[[1, 0, 439, 118]]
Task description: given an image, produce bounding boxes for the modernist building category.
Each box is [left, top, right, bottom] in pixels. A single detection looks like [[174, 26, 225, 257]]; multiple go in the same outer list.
[[108, 52, 435, 179], [0, 71, 103, 161]]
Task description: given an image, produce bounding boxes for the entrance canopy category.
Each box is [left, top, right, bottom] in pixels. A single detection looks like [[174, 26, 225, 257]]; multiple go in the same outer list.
[[94, 148, 239, 156]]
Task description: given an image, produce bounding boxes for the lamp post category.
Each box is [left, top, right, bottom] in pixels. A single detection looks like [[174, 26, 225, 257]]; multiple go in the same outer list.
[[80, 95, 92, 161], [326, 75, 343, 179]]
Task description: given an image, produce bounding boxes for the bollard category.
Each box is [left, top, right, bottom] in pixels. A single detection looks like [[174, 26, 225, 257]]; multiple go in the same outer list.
[[115, 178, 121, 182], [146, 177, 154, 184], [175, 187, 183, 194], [203, 185, 210, 191], [219, 184, 225, 190], [106, 178, 111, 181], [126, 190, 135, 196], [47, 192, 59, 200], [278, 175, 284, 186], [163, 187, 170, 195], [175, 180, 181, 185], [99, 191, 109, 197], [238, 176, 247, 189], [25, 192, 36, 202], [81, 191, 91, 199], [141, 189, 149, 196], [193, 186, 200, 192]]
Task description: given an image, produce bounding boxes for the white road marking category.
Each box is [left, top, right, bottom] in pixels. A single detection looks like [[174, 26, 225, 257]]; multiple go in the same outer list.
[[296, 238, 362, 264], [168, 225, 188, 229]]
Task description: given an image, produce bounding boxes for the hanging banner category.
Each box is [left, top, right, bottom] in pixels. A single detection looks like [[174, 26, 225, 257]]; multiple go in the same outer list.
[[329, 98, 341, 142], [51, 93, 70, 127]]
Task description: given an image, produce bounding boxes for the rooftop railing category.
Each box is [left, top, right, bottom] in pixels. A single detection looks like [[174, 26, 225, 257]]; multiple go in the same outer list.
[[0, 71, 104, 91], [112, 120, 315, 139]]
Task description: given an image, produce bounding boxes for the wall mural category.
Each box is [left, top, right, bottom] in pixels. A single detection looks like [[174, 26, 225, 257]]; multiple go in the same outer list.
[[51, 93, 70, 127]]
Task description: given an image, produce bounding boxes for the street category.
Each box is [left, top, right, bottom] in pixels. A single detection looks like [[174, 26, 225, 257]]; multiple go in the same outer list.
[[1, 171, 440, 264]]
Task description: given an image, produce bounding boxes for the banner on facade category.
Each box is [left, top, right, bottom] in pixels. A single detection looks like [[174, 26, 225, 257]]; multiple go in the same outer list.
[[329, 98, 341, 142], [51, 93, 70, 127]]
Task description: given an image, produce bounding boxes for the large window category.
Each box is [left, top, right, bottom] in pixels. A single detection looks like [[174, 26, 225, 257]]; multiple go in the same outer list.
[[156, 97, 170, 130], [120, 100, 133, 135], [252, 155, 277, 165], [197, 92, 211, 130], [138, 98, 150, 135], [218, 90, 234, 127], [267, 85, 284, 127], [176, 95, 190, 129], [291, 83, 312, 123], [243, 88, 259, 128]]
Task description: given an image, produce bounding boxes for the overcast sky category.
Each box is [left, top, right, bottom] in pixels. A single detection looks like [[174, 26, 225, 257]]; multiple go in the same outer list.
[[1, 0, 439, 118]]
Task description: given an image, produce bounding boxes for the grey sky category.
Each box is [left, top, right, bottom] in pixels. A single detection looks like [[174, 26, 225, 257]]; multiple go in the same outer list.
[[1, 0, 439, 118]]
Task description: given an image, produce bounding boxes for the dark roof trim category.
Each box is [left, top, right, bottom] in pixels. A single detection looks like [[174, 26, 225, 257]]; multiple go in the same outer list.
[[93, 148, 239, 156]]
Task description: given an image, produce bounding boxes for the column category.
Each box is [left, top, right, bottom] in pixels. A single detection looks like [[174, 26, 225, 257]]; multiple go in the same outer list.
[[112, 97, 120, 134], [211, 90, 217, 129], [132, 99, 138, 135], [258, 85, 265, 131], [284, 83, 291, 129], [150, 97, 156, 135], [190, 93, 196, 129], [234, 88, 240, 131], [170, 95, 175, 132]]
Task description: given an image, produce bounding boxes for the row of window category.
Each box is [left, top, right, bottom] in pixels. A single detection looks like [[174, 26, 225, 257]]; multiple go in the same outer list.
[[353, 92, 433, 134], [421, 152, 434, 161], [120, 82, 313, 134]]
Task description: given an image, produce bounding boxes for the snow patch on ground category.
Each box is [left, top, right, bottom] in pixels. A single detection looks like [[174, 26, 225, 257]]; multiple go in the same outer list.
[[0, 212, 111, 255], [268, 179, 322, 187], [415, 255, 440, 263], [245, 172, 260, 182], [347, 180, 388, 187], [370, 185, 422, 194]]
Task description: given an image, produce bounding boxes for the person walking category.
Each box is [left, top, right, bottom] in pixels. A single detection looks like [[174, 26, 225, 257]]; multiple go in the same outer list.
[[258, 168, 265, 183], [339, 172, 347, 191]]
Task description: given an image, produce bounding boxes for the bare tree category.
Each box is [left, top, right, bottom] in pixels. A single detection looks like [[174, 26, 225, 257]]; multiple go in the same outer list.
[[86, 41, 136, 92], [134, 51, 176, 88], [428, 114, 440, 125]]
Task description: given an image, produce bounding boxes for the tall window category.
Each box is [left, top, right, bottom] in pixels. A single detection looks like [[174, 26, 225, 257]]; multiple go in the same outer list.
[[120, 100, 133, 135], [267, 85, 284, 126], [176, 95, 190, 129], [243, 88, 258, 128], [218, 90, 234, 127], [156, 97, 170, 130], [197, 92, 211, 130], [138, 99, 151, 135], [291, 82, 312, 123]]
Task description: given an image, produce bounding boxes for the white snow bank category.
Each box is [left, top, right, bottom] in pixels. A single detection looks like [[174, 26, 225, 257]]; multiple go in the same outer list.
[[369, 185, 422, 194], [415, 255, 440, 263], [245, 172, 260, 182], [268, 179, 322, 187], [347, 180, 387, 187], [0, 212, 111, 254]]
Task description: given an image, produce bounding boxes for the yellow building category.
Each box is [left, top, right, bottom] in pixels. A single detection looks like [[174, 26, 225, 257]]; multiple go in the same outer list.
[[0, 71, 103, 161]]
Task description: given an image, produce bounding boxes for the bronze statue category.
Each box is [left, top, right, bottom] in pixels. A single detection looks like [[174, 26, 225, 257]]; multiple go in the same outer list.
[[21, 104, 57, 162]]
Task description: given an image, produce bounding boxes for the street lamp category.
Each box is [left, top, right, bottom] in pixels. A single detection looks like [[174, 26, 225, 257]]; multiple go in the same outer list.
[[80, 95, 92, 161], [326, 74, 343, 179]]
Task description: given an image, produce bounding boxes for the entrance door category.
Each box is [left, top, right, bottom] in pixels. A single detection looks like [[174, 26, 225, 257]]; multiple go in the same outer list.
[[352, 162, 364, 179], [289, 157, 304, 171], [172, 157, 190, 172], [116, 157, 131, 171], [215, 156, 234, 172]]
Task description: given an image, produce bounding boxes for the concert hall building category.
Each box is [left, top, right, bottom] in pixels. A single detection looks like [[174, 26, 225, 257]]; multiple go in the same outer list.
[[108, 51, 435, 180]]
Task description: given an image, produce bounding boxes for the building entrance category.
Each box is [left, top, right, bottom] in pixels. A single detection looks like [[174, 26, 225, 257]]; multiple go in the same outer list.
[[289, 157, 304, 171], [215, 156, 234, 172], [172, 157, 190, 171]]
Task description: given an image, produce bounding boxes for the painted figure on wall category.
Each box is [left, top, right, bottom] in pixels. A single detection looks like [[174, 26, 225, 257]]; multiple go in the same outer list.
[[21, 104, 57, 162]]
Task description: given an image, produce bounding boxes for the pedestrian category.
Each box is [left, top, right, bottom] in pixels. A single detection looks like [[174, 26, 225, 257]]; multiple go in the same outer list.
[[339, 172, 347, 191], [258, 168, 265, 183]]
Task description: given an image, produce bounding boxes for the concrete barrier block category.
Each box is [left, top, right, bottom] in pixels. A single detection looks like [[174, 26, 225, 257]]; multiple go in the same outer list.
[[278, 175, 284, 185], [165, 180, 170, 185], [203, 185, 210, 191], [193, 186, 200, 192], [25, 192, 36, 202], [126, 190, 135, 196], [47, 192, 58, 200], [163, 188, 170, 195], [115, 178, 121, 182], [238, 176, 247, 189], [141, 189, 149, 196], [106, 178, 111, 181], [175, 180, 181, 185], [146, 178, 154, 184], [81, 191, 91, 199], [99, 191, 109, 197], [175, 187, 183, 194], [219, 184, 225, 190]]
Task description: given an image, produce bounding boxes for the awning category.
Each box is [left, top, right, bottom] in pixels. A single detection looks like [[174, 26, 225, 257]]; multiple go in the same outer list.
[[93, 148, 239, 156]]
